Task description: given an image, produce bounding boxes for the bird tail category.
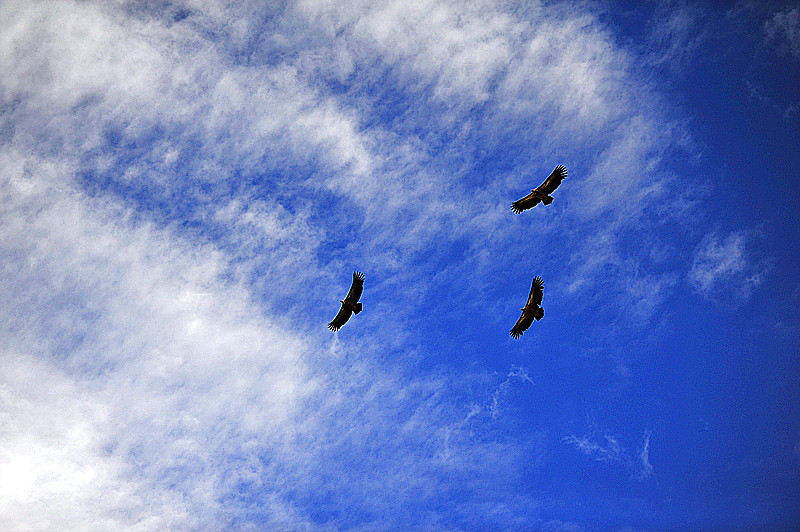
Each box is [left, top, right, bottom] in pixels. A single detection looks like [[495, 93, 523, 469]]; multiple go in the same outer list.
[[542, 196, 553, 205], [353, 302, 363, 314], [534, 307, 544, 321]]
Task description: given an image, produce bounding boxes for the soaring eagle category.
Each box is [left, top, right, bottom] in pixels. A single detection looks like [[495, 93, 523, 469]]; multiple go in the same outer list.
[[328, 271, 365, 331], [510, 276, 544, 339], [511, 165, 568, 213]]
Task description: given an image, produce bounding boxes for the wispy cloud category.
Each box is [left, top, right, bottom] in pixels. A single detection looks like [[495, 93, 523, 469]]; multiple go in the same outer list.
[[0, 0, 760, 528], [564, 421, 654, 480], [0, 154, 320, 527], [0, 155, 553, 529], [645, 2, 709, 72], [744, 78, 799, 122], [637, 430, 655, 480], [488, 365, 535, 420], [764, 7, 800, 59], [564, 431, 624, 463], [689, 230, 769, 302]]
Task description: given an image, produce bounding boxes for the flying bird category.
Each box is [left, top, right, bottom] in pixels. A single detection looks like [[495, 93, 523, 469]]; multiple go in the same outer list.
[[328, 271, 365, 332], [511, 165, 568, 213], [510, 276, 544, 339]]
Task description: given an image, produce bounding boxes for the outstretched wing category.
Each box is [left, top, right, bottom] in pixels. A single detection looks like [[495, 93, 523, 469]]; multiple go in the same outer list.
[[511, 191, 541, 214], [510, 313, 534, 339], [536, 165, 567, 195], [344, 271, 365, 303], [525, 276, 544, 308], [328, 306, 353, 331], [511, 166, 566, 213]]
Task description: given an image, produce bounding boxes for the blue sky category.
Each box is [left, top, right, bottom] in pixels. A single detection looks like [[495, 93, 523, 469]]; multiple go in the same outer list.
[[1, 0, 798, 530]]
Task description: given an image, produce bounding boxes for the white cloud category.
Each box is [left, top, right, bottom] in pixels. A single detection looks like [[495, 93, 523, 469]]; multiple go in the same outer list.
[[645, 3, 709, 72], [488, 365, 534, 420], [0, 151, 552, 528], [0, 0, 739, 527], [744, 79, 799, 122], [0, 152, 320, 528], [563, 432, 624, 463], [689, 231, 768, 302], [764, 7, 800, 58], [564, 422, 654, 480], [637, 430, 654, 480], [574, 116, 672, 221], [0, 353, 149, 530], [2, 0, 698, 305], [296, 0, 519, 107], [0, 0, 376, 192]]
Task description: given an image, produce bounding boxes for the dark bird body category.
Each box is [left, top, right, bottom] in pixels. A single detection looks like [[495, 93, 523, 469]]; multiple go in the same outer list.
[[511, 165, 567, 213], [510, 276, 544, 339], [328, 271, 365, 331]]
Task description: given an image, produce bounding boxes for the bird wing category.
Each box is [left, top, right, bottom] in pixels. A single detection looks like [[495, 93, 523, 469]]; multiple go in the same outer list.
[[510, 313, 534, 339], [344, 271, 365, 303], [536, 165, 567, 195], [525, 276, 544, 308], [511, 191, 541, 214], [328, 306, 353, 331]]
